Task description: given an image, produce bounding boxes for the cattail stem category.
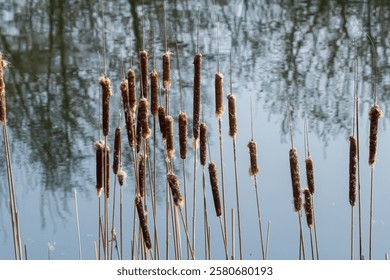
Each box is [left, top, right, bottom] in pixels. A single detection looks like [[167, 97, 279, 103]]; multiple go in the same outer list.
[[74, 189, 82, 260]]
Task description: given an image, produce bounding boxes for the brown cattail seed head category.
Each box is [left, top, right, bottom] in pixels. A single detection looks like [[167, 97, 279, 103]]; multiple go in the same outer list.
[[178, 112, 188, 160], [167, 173, 184, 207], [158, 106, 167, 139], [303, 188, 313, 228], [289, 148, 302, 212], [94, 140, 105, 197], [135, 195, 152, 250], [139, 98, 151, 139], [150, 69, 159, 116], [127, 68, 137, 113], [163, 51, 171, 90], [165, 115, 175, 160], [138, 154, 145, 197], [200, 123, 208, 166], [120, 79, 130, 114], [208, 162, 222, 217], [215, 72, 224, 117], [99, 75, 112, 137], [112, 127, 122, 175], [193, 53, 202, 140], [368, 104, 382, 166], [121, 79, 135, 148], [0, 52, 7, 124], [228, 94, 237, 138], [248, 140, 259, 176], [349, 136, 357, 206], [104, 144, 110, 198], [117, 170, 127, 187], [140, 50, 148, 99], [305, 156, 315, 195], [135, 115, 142, 154]]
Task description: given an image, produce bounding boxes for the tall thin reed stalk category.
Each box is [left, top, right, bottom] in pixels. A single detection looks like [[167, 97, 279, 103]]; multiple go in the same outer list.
[[74, 188, 82, 260]]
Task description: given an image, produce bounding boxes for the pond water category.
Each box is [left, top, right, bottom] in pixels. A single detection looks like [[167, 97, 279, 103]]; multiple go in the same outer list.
[[0, 0, 390, 260]]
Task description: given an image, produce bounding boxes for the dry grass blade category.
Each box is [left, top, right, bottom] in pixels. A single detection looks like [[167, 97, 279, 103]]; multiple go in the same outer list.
[[368, 104, 382, 166], [200, 123, 207, 166], [99, 75, 112, 137], [227, 94, 237, 138], [289, 148, 302, 212], [167, 173, 184, 207], [178, 112, 188, 160], [135, 195, 152, 250], [165, 115, 175, 160], [150, 70, 159, 116], [215, 72, 224, 117], [248, 140, 259, 176], [140, 50, 148, 99], [305, 156, 315, 195], [193, 53, 202, 141], [113, 127, 121, 175], [208, 162, 222, 217], [349, 136, 357, 206], [128, 68, 137, 113]]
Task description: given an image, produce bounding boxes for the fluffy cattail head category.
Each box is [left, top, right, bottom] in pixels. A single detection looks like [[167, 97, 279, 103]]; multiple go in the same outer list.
[[138, 154, 146, 197], [178, 112, 188, 160], [150, 69, 159, 116], [139, 50, 148, 99], [158, 106, 167, 139], [112, 127, 122, 175], [125, 112, 135, 149], [135, 194, 152, 250], [167, 173, 184, 207], [349, 136, 357, 206], [200, 123, 208, 166], [127, 68, 137, 113], [289, 148, 302, 212], [139, 98, 151, 139], [228, 94, 237, 138], [120, 79, 130, 113], [303, 188, 313, 228], [165, 115, 175, 160], [99, 75, 112, 137], [0, 52, 7, 124], [94, 140, 105, 197], [163, 51, 171, 90], [248, 140, 259, 176], [117, 170, 127, 187], [305, 156, 315, 195], [208, 162, 222, 217], [368, 104, 382, 166], [215, 72, 224, 117], [193, 53, 202, 140]]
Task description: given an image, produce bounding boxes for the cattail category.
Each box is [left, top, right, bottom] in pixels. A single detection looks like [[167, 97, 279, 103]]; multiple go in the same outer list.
[[139, 98, 151, 139], [0, 52, 7, 124], [158, 106, 167, 139], [140, 50, 148, 99], [289, 148, 302, 212], [99, 75, 112, 137], [368, 104, 382, 166], [193, 53, 202, 140], [303, 188, 313, 228], [305, 156, 315, 195], [228, 94, 237, 138], [150, 69, 159, 116], [118, 170, 127, 187], [248, 140, 259, 176], [208, 162, 222, 217], [120, 79, 130, 114], [121, 79, 135, 148], [135, 195, 152, 250], [112, 127, 121, 175], [163, 51, 171, 90], [215, 72, 224, 117], [167, 173, 184, 207], [178, 112, 188, 159], [349, 136, 357, 206], [138, 154, 145, 197], [104, 145, 110, 198], [94, 140, 105, 197], [200, 123, 207, 166], [165, 115, 174, 160], [128, 68, 137, 113]]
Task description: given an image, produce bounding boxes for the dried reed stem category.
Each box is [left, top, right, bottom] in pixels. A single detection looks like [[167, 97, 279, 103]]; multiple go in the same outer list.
[[178, 112, 188, 160], [135, 195, 152, 250], [99, 75, 112, 137], [140, 50, 148, 99], [165, 115, 175, 160]]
